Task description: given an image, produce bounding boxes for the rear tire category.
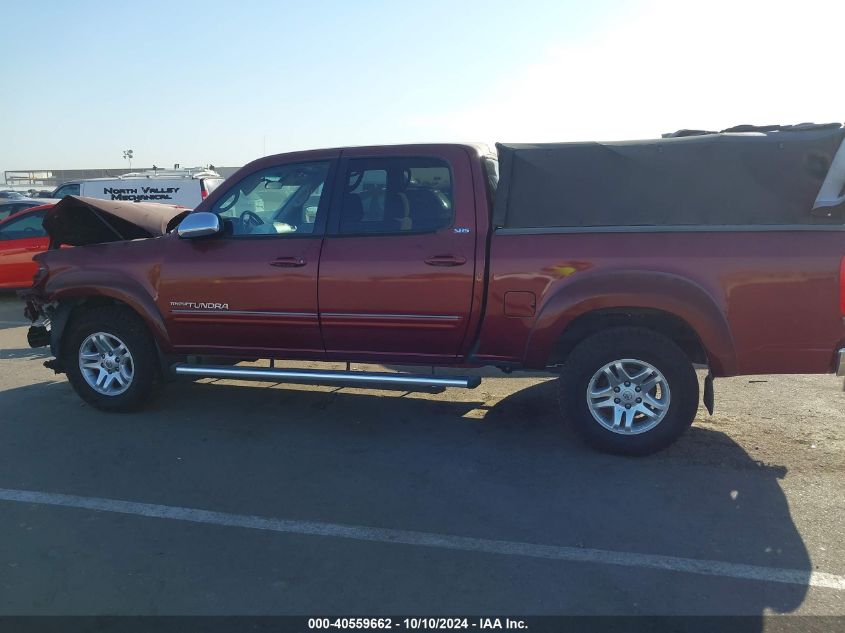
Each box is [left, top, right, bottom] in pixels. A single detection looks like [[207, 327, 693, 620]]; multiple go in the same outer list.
[[63, 305, 159, 412], [558, 327, 699, 456]]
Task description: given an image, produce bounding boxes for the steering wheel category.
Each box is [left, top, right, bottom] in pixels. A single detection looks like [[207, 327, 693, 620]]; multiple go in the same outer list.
[[240, 210, 265, 229]]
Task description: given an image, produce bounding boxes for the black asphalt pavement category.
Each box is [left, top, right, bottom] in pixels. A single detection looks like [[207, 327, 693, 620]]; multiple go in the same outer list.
[[0, 294, 842, 619]]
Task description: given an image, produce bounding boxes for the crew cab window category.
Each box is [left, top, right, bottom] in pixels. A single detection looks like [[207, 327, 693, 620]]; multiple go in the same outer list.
[[338, 158, 453, 235], [209, 161, 330, 237], [0, 211, 47, 240]]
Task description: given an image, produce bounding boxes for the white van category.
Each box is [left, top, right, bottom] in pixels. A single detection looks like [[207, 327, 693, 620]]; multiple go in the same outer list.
[[52, 168, 224, 209]]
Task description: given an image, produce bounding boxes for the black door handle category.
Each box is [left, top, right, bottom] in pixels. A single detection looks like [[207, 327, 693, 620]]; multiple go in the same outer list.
[[424, 255, 467, 267], [270, 256, 307, 268]]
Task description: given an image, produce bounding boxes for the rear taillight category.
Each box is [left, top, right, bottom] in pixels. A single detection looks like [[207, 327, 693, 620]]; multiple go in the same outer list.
[[201, 182, 208, 199], [840, 257, 845, 316]]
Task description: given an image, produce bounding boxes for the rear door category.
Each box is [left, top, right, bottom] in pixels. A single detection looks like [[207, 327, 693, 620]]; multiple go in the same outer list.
[[317, 147, 477, 363]]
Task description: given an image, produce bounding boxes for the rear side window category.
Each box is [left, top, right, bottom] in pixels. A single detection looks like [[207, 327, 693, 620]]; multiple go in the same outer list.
[[338, 157, 453, 235], [0, 211, 47, 240]]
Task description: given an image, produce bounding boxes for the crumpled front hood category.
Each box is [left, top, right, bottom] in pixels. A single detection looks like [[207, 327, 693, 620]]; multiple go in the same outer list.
[[43, 196, 190, 247]]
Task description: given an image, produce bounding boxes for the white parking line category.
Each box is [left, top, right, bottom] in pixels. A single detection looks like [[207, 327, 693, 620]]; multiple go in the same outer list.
[[1, 487, 842, 590]]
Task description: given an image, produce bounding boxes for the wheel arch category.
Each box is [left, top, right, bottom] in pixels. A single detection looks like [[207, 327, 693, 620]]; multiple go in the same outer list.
[[524, 270, 737, 376], [548, 308, 709, 367], [48, 284, 171, 371]]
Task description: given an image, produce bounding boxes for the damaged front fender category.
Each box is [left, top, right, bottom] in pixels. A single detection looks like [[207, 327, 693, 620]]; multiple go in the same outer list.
[[17, 196, 185, 369]]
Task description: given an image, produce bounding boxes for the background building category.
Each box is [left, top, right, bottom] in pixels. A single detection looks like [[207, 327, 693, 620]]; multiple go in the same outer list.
[[3, 166, 241, 190]]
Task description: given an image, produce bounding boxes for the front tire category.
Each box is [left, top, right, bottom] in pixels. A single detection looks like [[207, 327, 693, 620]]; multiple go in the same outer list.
[[63, 306, 159, 412], [558, 327, 699, 456]]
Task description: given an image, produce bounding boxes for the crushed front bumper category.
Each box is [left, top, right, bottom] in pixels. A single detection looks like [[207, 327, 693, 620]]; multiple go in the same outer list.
[[21, 293, 51, 346], [838, 348, 845, 377], [20, 289, 66, 374], [19, 287, 55, 350], [27, 324, 50, 348]]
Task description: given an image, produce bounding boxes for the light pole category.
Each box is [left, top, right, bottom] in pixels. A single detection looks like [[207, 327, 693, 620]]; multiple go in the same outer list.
[[123, 149, 134, 172]]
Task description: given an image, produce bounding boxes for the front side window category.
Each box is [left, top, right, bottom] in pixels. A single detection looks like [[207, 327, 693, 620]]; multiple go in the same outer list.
[[0, 211, 47, 240], [210, 161, 331, 237], [338, 157, 453, 235]]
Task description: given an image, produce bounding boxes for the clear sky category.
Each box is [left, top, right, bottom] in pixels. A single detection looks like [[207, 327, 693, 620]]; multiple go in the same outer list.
[[2, 0, 844, 177]]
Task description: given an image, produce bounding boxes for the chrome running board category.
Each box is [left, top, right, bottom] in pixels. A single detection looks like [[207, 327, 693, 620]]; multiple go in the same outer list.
[[173, 364, 481, 389]]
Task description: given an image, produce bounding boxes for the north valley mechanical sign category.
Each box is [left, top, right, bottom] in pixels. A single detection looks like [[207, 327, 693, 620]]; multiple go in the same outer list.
[[104, 186, 180, 201]]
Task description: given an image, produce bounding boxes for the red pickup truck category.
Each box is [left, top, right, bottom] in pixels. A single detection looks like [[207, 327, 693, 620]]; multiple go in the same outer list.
[[23, 124, 845, 455]]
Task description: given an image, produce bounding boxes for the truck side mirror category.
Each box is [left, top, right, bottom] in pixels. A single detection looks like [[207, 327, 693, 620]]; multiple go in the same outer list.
[[177, 212, 221, 239]]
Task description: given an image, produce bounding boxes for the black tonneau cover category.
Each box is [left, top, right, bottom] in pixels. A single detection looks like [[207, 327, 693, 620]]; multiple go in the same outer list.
[[43, 196, 190, 247], [493, 124, 845, 228]]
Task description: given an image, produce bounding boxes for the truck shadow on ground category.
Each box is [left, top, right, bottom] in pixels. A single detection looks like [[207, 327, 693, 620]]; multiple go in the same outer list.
[[0, 377, 813, 617]]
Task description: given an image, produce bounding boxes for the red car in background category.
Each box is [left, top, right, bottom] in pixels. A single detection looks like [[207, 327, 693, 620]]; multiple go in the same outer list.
[[0, 204, 53, 289]]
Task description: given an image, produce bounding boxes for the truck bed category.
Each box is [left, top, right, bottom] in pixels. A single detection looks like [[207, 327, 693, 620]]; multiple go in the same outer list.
[[477, 228, 845, 377]]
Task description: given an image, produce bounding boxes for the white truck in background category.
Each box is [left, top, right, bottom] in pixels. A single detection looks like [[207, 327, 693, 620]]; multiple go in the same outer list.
[[52, 168, 224, 209]]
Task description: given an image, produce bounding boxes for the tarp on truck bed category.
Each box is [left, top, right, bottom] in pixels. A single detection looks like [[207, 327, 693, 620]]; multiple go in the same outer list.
[[493, 124, 845, 229]]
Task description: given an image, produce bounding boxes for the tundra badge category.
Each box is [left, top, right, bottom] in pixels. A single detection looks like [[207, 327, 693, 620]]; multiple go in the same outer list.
[[170, 301, 229, 311]]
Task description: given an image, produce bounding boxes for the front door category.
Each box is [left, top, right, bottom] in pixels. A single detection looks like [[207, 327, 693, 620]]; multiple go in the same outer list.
[[158, 158, 335, 357], [318, 149, 477, 363]]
